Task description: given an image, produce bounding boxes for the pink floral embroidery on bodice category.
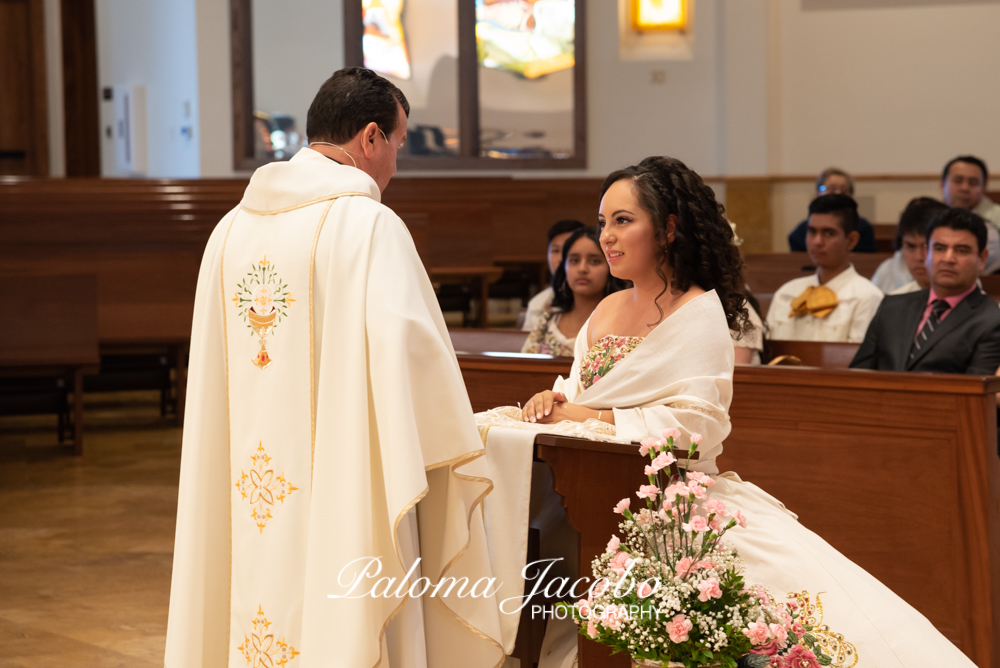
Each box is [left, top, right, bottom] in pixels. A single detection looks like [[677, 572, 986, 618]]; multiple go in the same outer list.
[[579, 335, 643, 390]]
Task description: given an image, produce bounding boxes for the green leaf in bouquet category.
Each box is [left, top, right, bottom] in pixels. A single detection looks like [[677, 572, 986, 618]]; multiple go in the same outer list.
[[816, 652, 833, 666], [736, 654, 771, 668]]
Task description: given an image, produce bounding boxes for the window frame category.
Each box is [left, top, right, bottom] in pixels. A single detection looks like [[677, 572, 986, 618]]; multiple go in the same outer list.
[[231, 0, 587, 171]]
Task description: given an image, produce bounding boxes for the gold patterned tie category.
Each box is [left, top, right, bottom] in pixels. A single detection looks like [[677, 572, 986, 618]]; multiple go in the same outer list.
[[788, 285, 839, 319]]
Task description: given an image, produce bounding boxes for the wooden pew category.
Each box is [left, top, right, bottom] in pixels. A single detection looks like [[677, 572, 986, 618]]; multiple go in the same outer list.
[[456, 355, 1000, 667], [743, 252, 891, 294], [0, 275, 101, 454], [449, 328, 529, 354], [768, 340, 859, 368]]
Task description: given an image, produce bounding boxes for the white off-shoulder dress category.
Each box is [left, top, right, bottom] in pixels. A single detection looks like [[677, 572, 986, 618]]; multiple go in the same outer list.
[[476, 289, 975, 668]]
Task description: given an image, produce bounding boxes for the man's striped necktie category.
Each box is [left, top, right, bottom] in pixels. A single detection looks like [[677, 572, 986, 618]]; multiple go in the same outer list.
[[910, 299, 949, 360]]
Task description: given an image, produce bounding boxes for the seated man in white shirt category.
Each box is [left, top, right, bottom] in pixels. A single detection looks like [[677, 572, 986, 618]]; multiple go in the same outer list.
[[522, 219, 585, 331], [941, 155, 1000, 274], [767, 194, 884, 343], [871, 197, 948, 294]]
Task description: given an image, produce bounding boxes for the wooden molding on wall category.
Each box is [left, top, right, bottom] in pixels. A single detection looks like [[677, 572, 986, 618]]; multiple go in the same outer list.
[[60, 0, 99, 177]]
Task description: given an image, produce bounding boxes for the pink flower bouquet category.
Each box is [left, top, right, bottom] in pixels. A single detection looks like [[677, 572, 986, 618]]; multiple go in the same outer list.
[[558, 431, 800, 668]]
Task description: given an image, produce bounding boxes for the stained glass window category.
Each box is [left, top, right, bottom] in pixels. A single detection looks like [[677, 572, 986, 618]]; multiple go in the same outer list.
[[363, 0, 412, 79], [475, 0, 575, 80]]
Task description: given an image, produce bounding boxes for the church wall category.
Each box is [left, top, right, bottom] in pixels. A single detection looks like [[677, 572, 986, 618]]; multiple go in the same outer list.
[[770, 0, 1000, 175], [95, 0, 201, 178]]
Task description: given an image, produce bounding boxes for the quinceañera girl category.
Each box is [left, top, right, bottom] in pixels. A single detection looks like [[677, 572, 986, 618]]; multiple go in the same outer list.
[[476, 157, 974, 666]]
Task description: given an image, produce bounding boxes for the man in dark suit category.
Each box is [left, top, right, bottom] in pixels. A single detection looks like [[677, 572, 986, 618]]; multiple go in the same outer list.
[[851, 207, 1000, 374]]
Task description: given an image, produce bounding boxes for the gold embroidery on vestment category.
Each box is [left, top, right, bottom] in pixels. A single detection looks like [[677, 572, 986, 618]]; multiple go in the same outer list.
[[237, 604, 300, 666], [233, 256, 295, 369], [235, 441, 299, 533]]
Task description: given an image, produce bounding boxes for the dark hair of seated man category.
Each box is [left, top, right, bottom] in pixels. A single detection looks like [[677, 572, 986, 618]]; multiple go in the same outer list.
[[926, 207, 988, 257], [808, 193, 859, 235], [895, 197, 948, 251]]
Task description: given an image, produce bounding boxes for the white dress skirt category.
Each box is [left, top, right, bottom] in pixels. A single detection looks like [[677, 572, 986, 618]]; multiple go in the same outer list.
[[476, 290, 975, 667]]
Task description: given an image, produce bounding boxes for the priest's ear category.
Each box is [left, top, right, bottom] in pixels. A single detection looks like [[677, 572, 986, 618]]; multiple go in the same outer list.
[[359, 122, 380, 158], [846, 229, 860, 251]]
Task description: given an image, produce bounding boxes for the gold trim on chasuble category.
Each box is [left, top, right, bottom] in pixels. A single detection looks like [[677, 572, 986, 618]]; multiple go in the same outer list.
[[220, 193, 360, 666], [237, 605, 300, 667]]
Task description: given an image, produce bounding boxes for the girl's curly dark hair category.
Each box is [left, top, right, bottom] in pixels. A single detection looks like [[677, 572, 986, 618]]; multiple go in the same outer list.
[[600, 156, 752, 337], [550, 227, 628, 312]]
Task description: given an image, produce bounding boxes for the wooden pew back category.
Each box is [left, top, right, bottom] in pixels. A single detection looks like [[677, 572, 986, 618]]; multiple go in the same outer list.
[[768, 340, 859, 368], [743, 252, 890, 294]]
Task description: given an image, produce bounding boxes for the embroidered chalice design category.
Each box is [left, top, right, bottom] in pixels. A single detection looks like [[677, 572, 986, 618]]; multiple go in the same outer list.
[[233, 256, 294, 369], [248, 285, 277, 368]]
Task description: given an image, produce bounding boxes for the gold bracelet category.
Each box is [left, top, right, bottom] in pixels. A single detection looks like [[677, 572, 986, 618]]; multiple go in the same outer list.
[[597, 410, 603, 422]]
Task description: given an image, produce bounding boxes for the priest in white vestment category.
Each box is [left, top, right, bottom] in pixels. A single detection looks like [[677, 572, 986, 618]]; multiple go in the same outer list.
[[767, 194, 883, 343], [166, 68, 507, 668]]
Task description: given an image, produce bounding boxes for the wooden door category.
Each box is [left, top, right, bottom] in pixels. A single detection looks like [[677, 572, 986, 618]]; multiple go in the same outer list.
[[0, 0, 48, 175]]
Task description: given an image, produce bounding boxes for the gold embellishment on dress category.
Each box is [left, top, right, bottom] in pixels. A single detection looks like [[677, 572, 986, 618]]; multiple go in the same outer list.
[[235, 441, 298, 533], [783, 591, 858, 668], [665, 400, 730, 425], [233, 256, 296, 369], [237, 605, 300, 666]]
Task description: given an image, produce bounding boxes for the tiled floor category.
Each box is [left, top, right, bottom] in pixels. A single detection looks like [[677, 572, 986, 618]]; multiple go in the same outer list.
[[0, 393, 180, 667]]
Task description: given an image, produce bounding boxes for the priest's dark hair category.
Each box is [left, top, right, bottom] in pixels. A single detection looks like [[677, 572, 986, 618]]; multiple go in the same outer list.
[[895, 197, 948, 250], [808, 193, 859, 235], [600, 156, 752, 337], [926, 207, 988, 254], [306, 67, 410, 144], [550, 227, 626, 312]]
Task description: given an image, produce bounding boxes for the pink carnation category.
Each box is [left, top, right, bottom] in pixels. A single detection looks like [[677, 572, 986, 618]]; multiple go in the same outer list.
[[638, 437, 659, 456], [686, 470, 715, 487], [613, 498, 630, 514], [744, 620, 770, 645], [591, 579, 608, 598], [709, 516, 725, 532], [690, 432, 703, 445], [644, 464, 658, 476], [667, 614, 693, 643], [704, 498, 727, 516], [697, 577, 723, 602], [650, 451, 675, 471], [695, 559, 715, 571], [664, 482, 688, 499], [636, 484, 660, 500], [662, 428, 681, 441], [576, 599, 591, 618], [675, 556, 695, 577], [608, 551, 633, 576], [689, 483, 707, 499], [586, 619, 599, 637], [684, 515, 709, 533], [637, 581, 654, 598], [755, 586, 770, 606], [732, 509, 748, 528], [606, 535, 620, 554]]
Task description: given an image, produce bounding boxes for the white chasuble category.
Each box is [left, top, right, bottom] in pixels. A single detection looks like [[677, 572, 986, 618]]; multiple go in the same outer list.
[[166, 149, 506, 668]]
